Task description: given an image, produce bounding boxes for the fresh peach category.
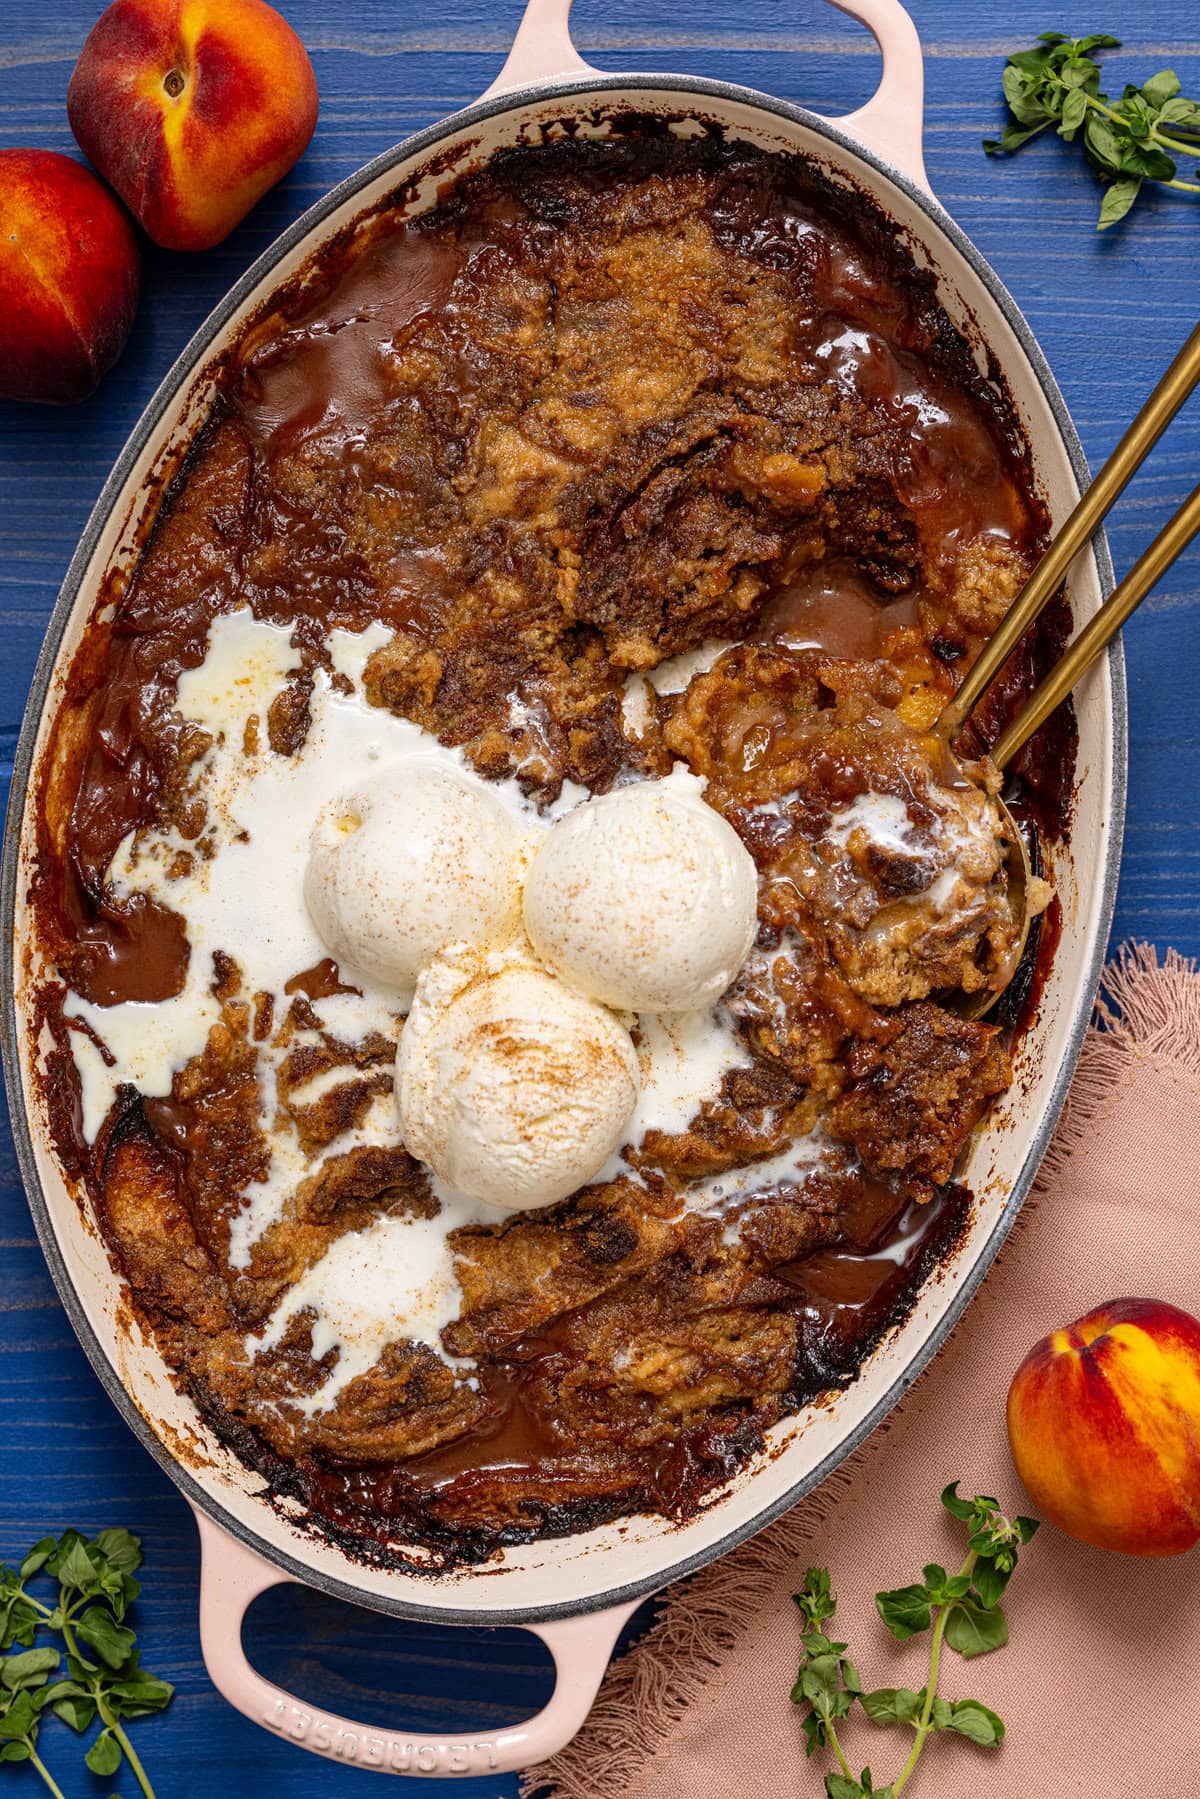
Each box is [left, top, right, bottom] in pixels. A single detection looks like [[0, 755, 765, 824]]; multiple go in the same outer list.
[[0, 149, 140, 405], [67, 0, 318, 252], [1007, 1297, 1200, 1557]]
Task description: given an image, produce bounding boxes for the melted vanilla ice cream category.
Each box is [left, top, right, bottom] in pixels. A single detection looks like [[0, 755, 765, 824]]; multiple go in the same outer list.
[[523, 768, 758, 1014], [305, 761, 526, 1004], [396, 944, 640, 1211]]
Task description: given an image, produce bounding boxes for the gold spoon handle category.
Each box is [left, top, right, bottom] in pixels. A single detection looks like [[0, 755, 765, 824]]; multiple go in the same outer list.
[[990, 480, 1200, 770], [938, 319, 1200, 743]]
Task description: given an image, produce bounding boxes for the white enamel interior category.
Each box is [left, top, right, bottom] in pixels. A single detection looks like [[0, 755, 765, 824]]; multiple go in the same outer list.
[[10, 82, 1116, 1625]]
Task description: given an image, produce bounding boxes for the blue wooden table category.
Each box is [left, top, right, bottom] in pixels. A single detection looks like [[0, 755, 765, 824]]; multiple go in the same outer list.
[[1, 2, 1197, 1794]]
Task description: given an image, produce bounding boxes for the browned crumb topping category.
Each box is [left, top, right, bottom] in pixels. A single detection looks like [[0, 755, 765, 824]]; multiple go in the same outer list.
[[30, 131, 1070, 1567]]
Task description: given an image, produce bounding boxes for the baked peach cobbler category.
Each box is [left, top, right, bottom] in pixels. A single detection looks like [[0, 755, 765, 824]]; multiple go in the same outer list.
[[29, 132, 1072, 1566]]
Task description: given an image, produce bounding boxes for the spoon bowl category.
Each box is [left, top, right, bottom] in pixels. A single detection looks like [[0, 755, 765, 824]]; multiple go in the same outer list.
[[950, 790, 1034, 1021]]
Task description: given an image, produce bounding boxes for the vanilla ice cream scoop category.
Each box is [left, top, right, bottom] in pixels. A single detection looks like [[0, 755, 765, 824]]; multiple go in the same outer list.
[[396, 945, 639, 1211], [523, 770, 759, 1013], [304, 761, 524, 1003]]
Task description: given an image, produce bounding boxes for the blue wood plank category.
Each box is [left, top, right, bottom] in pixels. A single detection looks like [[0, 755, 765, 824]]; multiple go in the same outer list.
[[1, 3, 1197, 1794]]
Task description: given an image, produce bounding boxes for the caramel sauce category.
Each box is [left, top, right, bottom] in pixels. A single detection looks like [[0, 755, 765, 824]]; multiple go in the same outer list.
[[61, 870, 190, 1008], [236, 234, 462, 465], [140, 1094, 192, 1155], [811, 325, 1025, 563], [760, 560, 919, 660], [776, 1187, 965, 1358], [313, 1180, 965, 1525], [284, 958, 360, 1001], [398, 1366, 564, 1496]]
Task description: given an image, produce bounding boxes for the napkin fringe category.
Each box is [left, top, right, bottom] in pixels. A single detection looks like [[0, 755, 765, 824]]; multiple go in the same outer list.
[[521, 1444, 882, 1799], [521, 944, 1197, 1799], [1096, 942, 1200, 1072]]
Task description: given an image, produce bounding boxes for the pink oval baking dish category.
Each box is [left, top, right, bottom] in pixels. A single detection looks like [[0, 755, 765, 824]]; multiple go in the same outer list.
[[0, 0, 1123, 1776]]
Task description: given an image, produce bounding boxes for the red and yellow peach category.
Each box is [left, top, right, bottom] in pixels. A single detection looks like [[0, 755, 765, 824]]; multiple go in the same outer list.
[[0, 148, 140, 405], [1007, 1297, 1200, 1557], [67, 0, 318, 252]]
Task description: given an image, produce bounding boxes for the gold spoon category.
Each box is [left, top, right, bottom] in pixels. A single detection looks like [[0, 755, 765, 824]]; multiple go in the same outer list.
[[940, 320, 1200, 1019]]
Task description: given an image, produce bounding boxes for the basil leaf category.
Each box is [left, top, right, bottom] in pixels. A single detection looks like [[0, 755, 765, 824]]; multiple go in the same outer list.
[[1060, 88, 1089, 135], [1133, 145, 1177, 181], [1142, 69, 1182, 109], [1098, 178, 1143, 228], [94, 1530, 143, 1578], [1010, 46, 1056, 71], [984, 121, 1053, 155], [73, 1607, 136, 1673], [939, 1483, 974, 1522], [875, 1584, 932, 1642], [0, 1690, 36, 1741], [1084, 113, 1124, 169], [970, 1556, 1010, 1610], [824, 1776, 866, 1799], [1060, 58, 1099, 90], [53, 1539, 99, 1593], [801, 1707, 827, 1756], [84, 1727, 123, 1777], [1003, 67, 1053, 126], [801, 1654, 846, 1717], [50, 1694, 97, 1734], [944, 1600, 1009, 1659], [107, 1673, 173, 1718], [1, 1648, 59, 1692], [860, 1687, 923, 1726], [0, 1592, 39, 1654], [18, 1541, 56, 1583], [947, 1699, 1006, 1747]]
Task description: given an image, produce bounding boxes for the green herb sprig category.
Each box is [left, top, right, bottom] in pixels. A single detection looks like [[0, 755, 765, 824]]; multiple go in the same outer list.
[[983, 32, 1200, 227], [790, 1484, 1038, 1798], [0, 1530, 173, 1799]]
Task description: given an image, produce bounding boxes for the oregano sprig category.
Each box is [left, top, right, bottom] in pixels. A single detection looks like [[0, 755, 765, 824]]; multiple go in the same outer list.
[[983, 32, 1200, 227], [0, 1530, 173, 1799], [0, 1649, 68, 1798], [791, 1569, 863, 1766], [789, 1484, 1038, 1798]]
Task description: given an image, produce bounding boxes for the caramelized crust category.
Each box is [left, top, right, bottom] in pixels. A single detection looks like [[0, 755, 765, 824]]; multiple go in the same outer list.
[[829, 1004, 1012, 1194]]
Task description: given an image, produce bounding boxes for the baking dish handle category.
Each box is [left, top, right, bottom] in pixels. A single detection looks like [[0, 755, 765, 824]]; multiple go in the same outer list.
[[824, 0, 931, 194], [194, 1509, 640, 1777], [482, 0, 931, 195], [481, 0, 596, 98]]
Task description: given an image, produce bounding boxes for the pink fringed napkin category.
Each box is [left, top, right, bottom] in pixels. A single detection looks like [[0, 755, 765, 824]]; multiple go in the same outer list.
[[525, 946, 1200, 1799]]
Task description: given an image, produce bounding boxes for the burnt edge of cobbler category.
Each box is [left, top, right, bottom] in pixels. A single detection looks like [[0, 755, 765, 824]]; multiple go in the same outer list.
[[0, 73, 1125, 1628], [235, 1187, 979, 1579]]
